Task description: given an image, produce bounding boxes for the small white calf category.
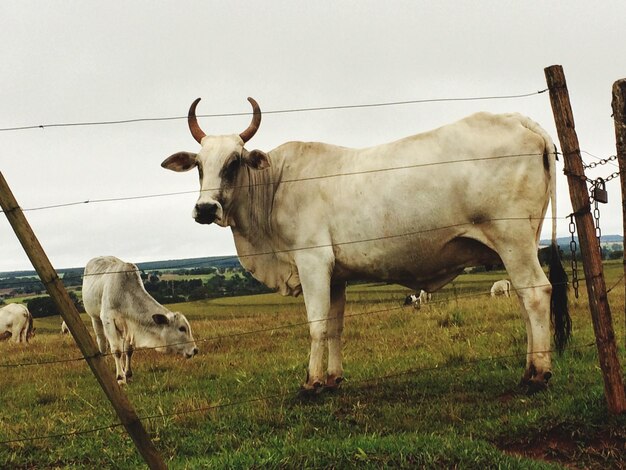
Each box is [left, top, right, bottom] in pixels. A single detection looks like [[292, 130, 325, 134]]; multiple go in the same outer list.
[[404, 290, 431, 310], [419, 290, 432, 304], [83, 256, 198, 384], [0, 303, 33, 343], [491, 279, 512, 298]]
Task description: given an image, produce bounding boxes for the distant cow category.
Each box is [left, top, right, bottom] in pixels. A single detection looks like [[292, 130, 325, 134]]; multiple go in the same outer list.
[[83, 256, 199, 384], [61, 320, 69, 334], [0, 303, 33, 343], [491, 279, 512, 297], [404, 290, 432, 309], [163, 97, 570, 392]]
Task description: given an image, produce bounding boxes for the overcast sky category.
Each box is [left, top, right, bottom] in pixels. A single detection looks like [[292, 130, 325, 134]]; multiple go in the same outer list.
[[1, 1, 625, 272]]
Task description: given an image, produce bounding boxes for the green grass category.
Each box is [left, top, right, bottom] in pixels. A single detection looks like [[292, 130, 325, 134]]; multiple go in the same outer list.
[[1, 263, 625, 468]]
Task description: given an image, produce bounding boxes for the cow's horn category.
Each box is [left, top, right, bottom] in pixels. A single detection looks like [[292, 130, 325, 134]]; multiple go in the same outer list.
[[239, 97, 261, 143], [188, 98, 206, 144]]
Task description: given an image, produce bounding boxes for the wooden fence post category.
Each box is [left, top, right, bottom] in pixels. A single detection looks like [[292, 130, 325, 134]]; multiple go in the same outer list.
[[612, 78, 626, 350], [0, 172, 168, 469], [544, 65, 626, 414]]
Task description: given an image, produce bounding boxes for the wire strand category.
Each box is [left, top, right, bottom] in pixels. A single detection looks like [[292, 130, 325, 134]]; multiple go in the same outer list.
[[0, 340, 596, 446], [1, 151, 545, 214], [0, 89, 548, 133], [0, 277, 584, 368]]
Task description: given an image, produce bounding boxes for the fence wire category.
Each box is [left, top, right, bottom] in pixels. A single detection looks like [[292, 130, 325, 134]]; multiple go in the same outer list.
[[0, 274, 613, 370], [0, 214, 566, 290], [0, 339, 598, 446], [0, 89, 548, 133]]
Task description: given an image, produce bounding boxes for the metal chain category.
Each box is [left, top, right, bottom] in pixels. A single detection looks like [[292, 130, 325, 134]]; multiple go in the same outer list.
[[569, 214, 579, 299], [563, 153, 620, 189], [593, 198, 603, 257], [582, 154, 617, 169]]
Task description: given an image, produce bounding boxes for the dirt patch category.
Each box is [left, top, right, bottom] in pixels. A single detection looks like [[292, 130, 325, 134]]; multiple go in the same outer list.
[[498, 426, 626, 469]]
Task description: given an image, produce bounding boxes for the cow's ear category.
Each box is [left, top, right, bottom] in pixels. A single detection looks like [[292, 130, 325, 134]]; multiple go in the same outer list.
[[152, 313, 170, 325], [161, 152, 198, 172], [244, 149, 270, 170]]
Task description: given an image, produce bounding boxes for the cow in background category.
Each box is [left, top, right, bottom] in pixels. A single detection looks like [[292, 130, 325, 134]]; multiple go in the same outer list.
[[83, 256, 198, 384], [404, 290, 432, 309], [61, 321, 69, 334], [0, 303, 33, 343], [162, 97, 570, 393], [491, 279, 512, 298]]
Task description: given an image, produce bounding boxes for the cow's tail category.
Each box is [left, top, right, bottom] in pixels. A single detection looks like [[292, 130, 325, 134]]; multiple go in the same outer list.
[[545, 139, 571, 354]]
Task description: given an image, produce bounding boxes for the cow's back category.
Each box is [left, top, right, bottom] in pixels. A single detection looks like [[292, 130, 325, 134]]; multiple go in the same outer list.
[[0, 303, 30, 336], [83, 256, 140, 319], [263, 112, 554, 291]]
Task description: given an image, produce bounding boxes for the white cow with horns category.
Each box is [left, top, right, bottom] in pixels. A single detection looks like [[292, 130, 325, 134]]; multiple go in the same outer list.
[[162, 97, 570, 394], [83, 256, 199, 384]]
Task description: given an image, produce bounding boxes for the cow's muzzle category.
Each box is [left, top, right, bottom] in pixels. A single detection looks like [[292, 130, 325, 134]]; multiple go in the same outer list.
[[185, 347, 199, 359], [193, 203, 219, 225]]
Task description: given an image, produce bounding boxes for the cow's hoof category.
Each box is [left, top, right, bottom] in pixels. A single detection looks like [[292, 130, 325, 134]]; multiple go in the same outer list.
[[519, 373, 551, 395], [525, 379, 548, 395], [299, 381, 324, 397], [325, 375, 344, 391]]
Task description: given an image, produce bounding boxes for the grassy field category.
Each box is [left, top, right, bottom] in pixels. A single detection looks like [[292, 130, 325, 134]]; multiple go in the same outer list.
[[1, 262, 625, 468]]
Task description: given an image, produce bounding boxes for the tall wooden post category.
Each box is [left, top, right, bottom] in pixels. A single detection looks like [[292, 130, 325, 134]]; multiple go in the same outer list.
[[544, 65, 626, 414], [0, 172, 167, 469], [612, 78, 626, 349]]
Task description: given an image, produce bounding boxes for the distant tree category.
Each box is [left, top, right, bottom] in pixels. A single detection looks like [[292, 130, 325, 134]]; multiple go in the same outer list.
[[609, 250, 623, 260], [62, 269, 83, 288], [27, 291, 84, 318]]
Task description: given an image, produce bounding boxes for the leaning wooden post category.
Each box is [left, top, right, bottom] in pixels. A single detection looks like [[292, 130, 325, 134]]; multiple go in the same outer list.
[[0, 172, 167, 469], [612, 78, 626, 350], [544, 65, 626, 414]]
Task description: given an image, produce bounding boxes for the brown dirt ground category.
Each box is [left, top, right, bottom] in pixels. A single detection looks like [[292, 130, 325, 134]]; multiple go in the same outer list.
[[498, 426, 625, 469]]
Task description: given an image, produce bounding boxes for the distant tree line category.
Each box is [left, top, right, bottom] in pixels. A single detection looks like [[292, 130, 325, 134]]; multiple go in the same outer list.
[[26, 291, 84, 318], [143, 269, 273, 304]]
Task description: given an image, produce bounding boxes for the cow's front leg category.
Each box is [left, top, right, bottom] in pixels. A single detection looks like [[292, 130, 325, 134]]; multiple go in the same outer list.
[[295, 249, 334, 392], [326, 282, 346, 389]]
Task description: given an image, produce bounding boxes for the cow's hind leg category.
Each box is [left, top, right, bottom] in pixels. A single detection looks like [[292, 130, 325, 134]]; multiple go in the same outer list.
[[90, 316, 109, 354], [326, 282, 346, 389], [498, 245, 553, 393], [124, 342, 134, 382], [101, 315, 127, 384]]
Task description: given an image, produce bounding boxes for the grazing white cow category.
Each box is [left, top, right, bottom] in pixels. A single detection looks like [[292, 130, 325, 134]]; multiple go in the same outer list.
[[0, 303, 33, 343], [83, 256, 198, 384], [61, 320, 69, 334], [404, 290, 432, 309], [162, 98, 570, 393], [491, 279, 512, 298]]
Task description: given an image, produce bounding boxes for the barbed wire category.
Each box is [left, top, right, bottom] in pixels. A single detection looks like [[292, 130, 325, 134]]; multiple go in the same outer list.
[[0, 89, 548, 133], [0, 340, 597, 446], [2, 272, 617, 369], [0, 151, 548, 215], [0, 214, 568, 288]]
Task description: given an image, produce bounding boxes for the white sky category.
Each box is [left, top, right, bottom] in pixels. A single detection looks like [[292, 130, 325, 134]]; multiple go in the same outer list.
[[1, 1, 625, 272]]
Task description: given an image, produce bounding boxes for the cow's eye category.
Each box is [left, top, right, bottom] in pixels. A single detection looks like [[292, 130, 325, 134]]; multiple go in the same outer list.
[[179, 326, 187, 333], [220, 152, 241, 183]]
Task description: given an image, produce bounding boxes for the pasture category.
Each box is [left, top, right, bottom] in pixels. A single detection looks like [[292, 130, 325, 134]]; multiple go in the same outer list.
[[1, 263, 625, 468]]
